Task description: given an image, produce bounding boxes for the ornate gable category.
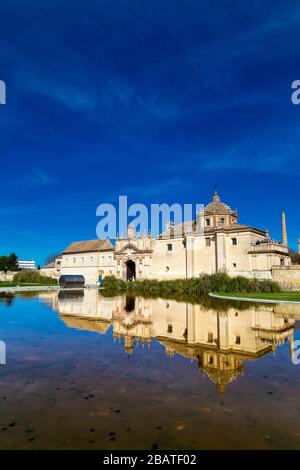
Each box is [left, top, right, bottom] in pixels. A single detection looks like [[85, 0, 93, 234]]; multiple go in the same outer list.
[[115, 243, 150, 256]]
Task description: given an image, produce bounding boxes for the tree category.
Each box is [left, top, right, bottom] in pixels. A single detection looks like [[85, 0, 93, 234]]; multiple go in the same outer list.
[[0, 256, 8, 272], [0, 253, 19, 272], [7, 252, 19, 271], [45, 253, 60, 265]]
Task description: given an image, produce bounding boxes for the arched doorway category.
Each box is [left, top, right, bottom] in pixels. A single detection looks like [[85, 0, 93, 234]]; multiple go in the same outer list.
[[126, 260, 136, 281], [125, 296, 135, 312]]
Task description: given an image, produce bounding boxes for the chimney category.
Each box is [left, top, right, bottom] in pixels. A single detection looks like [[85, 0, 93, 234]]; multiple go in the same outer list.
[[281, 211, 288, 246]]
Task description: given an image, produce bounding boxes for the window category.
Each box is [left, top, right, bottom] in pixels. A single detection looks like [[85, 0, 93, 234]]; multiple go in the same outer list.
[[206, 218, 210, 226], [167, 243, 172, 251], [165, 266, 170, 272], [209, 355, 214, 365], [280, 258, 285, 266], [205, 237, 211, 247], [167, 324, 173, 333], [235, 336, 241, 345], [81, 257, 84, 264], [231, 238, 237, 246], [100, 256, 104, 262], [220, 217, 225, 225], [233, 263, 237, 268], [73, 258, 76, 264], [207, 332, 214, 343], [90, 257, 94, 263]]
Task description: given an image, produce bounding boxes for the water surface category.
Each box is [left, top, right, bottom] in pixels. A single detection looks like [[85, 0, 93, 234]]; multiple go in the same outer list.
[[0, 289, 300, 450]]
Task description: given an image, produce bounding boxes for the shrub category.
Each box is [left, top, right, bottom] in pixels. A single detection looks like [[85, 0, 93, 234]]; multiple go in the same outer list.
[[101, 275, 126, 291], [102, 272, 280, 301], [13, 270, 57, 285]]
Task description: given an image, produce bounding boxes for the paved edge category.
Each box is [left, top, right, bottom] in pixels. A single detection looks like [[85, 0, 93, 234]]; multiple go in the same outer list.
[[0, 286, 60, 293], [209, 292, 300, 304]]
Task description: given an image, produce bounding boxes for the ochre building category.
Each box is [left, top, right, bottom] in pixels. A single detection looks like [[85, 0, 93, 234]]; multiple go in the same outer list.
[[43, 190, 290, 284]]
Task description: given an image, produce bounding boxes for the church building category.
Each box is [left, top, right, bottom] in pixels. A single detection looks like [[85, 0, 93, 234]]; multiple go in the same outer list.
[[44, 190, 291, 284]]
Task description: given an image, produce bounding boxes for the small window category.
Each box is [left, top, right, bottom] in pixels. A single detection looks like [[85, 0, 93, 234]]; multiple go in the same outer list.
[[220, 217, 225, 225], [209, 355, 214, 365], [165, 266, 170, 272], [73, 258, 76, 264], [231, 238, 237, 246], [233, 263, 237, 268], [167, 243, 172, 251], [235, 336, 241, 344], [280, 258, 285, 266], [90, 257, 94, 263], [81, 257, 84, 264], [205, 237, 211, 247], [207, 332, 214, 343], [167, 324, 173, 333], [206, 218, 210, 226]]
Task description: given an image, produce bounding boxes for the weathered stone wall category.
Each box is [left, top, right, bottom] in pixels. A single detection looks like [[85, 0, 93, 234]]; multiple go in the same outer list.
[[0, 271, 18, 281], [272, 266, 300, 291]]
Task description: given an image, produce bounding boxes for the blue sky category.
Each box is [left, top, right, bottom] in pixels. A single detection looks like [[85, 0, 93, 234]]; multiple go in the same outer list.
[[0, 0, 299, 265]]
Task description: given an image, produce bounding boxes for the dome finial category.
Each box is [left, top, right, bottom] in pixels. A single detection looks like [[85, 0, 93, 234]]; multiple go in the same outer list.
[[213, 184, 220, 202]]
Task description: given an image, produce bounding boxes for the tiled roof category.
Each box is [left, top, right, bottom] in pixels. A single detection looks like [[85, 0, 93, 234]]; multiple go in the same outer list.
[[62, 239, 114, 254], [204, 190, 236, 215]]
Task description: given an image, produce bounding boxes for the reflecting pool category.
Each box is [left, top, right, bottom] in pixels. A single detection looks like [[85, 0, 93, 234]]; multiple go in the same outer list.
[[0, 289, 300, 449]]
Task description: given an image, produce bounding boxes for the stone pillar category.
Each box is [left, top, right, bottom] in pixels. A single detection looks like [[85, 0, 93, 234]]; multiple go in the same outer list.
[[281, 211, 288, 246], [215, 231, 227, 272], [185, 235, 195, 278]]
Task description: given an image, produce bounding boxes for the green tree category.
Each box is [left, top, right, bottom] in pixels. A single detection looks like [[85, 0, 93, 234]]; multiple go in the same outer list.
[[7, 252, 19, 271], [0, 256, 8, 272]]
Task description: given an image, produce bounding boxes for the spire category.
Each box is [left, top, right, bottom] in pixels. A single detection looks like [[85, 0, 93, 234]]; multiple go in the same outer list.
[[212, 185, 220, 202], [281, 211, 288, 246]]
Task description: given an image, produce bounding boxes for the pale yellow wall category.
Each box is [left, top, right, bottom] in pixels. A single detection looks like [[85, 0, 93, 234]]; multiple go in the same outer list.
[[56, 228, 291, 283], [151, 238, 187, 279], [60, 250, 115, 284], [0, 271, 18, 281], [272, 266, 300, 291]]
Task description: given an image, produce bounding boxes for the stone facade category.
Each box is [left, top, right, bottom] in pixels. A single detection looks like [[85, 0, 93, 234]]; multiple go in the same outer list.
[[272, 266, 300, 291], [44, 190, 292, 285]]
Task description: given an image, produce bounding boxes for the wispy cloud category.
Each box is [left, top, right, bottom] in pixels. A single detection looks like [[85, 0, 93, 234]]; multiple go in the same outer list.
[[17, 167, 57, 188]]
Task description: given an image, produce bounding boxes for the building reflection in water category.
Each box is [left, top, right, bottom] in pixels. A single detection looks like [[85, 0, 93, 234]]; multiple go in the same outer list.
[[39, 289, 300, 395]]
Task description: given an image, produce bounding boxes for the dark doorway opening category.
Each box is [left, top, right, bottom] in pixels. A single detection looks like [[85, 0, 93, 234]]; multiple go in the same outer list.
[[125, 296, 135, 312], [126, 260, 136, 281]]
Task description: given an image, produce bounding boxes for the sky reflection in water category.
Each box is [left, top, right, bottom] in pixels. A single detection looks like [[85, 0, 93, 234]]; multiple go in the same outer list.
[[0, 289, 300, 450]]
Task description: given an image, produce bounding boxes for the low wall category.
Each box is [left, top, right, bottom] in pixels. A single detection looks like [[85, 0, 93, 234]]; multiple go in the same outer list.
[[272, 266, 300, 291], [0, 271, 18, 281]]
